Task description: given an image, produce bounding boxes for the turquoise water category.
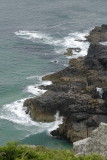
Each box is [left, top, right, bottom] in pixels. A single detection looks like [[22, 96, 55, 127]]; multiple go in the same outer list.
[[0, 0, 107, 148]]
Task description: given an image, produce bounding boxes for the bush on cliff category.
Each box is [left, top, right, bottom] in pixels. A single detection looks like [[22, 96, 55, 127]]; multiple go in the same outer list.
[[0, 142, 107, 160]]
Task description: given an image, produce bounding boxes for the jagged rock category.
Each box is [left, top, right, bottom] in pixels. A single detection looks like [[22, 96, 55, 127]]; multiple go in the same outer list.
[[86, 24, 107, 42], [64, 48, 73, 56], [73, 123, 107, 156]]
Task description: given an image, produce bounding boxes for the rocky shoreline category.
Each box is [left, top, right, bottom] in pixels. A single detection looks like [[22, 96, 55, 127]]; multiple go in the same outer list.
[[23, 24, 107, 153]]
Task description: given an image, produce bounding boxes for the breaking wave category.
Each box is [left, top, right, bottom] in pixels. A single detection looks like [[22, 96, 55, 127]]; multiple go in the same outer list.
[[0, 75, 59, 137], [15, 30, 89, 58], [15, 30, 62, 46], [0, 98, 62, 134]]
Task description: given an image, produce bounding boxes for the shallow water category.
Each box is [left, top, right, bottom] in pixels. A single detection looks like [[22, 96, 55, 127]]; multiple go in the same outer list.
[[0, 0, 107, 148]]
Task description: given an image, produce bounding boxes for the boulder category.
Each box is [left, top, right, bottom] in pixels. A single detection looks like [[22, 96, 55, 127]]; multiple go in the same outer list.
[[73, 123, 107, 156]]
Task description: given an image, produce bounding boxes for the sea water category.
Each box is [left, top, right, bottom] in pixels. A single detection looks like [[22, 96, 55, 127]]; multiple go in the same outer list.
[[0, 0, 107, 149]]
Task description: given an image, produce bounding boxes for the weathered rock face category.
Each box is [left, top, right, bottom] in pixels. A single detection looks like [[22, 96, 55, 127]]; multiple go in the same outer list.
[[73, 123, 107, 156], [23, 25, 107, 143], [85, 43, 107, 70], [86, 24, 107, 42], [24, 92, 56, 122]]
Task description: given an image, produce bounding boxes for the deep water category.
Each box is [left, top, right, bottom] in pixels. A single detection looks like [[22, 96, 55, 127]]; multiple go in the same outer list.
[[0, 0, 107, 148]]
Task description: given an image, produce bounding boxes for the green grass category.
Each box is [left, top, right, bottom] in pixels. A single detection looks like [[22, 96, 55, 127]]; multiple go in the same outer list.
[[0, 142, 107, 160]]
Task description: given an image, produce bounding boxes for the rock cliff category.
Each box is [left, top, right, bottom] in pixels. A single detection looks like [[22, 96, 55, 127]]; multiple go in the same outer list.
[[23, 25, 107, 143]]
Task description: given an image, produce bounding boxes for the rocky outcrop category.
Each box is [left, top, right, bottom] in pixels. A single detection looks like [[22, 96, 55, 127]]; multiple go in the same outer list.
[[73, 123, 107, 156], [64, 48, 73, 56], [64, 48, 81, 56], [85, 43, 107, 70], [23, 25, 107, 143], [86, 24, 107, 42]]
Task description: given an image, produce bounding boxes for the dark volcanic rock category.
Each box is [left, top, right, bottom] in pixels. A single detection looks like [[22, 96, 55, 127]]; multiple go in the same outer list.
[[85, 43, 107, 70], [102, 88, 107, 104], [86, 24, 107, 42], [23, 25, 107, 143]]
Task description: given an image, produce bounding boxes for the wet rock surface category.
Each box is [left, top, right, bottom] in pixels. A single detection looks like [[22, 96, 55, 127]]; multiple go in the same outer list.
[[23, 25, 107, 143]]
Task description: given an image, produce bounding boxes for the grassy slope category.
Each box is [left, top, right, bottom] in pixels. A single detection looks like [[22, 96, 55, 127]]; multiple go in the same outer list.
[[0, 142, 107, 160]]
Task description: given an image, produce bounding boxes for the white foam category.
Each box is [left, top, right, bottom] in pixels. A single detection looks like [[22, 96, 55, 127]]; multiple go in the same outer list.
[[15, 30, 46, 40], [26, 75, 53, 85], [26, 75, 42, 80], [48, 111, 63, 132], [0, 99, 62, 135], [0, 98, 36, 125], [96, 87, 103, 98], [63, 32, 89, 58], [15, 30, 62, 46], [64, 64, 69, 67], [100, 42, 107, 46], [15, 30, 89, 60], [25, 74, 52, 95], [42, 80, 52, 86], [26, 85, 46, 96], [25, 80, 52, 95], [0, 70, 57, 134]]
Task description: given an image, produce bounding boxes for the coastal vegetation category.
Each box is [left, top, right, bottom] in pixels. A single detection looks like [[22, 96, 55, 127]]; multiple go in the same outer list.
[[0, 142, 107, 160]]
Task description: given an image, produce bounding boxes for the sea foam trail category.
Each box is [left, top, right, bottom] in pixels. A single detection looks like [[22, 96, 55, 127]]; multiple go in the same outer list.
[[96, 87, 103, 98], [25, 81, 52, 95], [25, 75, 52, 96], [15, 30, 62, 46], [26, 85, 46, 96], [15, 30, 89, 59]]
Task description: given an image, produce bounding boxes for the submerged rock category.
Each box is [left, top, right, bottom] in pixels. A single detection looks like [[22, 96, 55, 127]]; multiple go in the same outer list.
[[64, 48, 81, 56], [64, 48, 73, 56]]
